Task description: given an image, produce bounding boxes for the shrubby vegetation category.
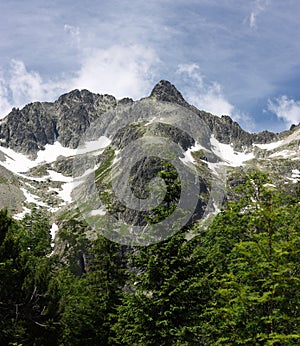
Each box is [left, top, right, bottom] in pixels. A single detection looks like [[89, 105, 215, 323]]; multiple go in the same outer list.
[[1, 172, 300, 345]]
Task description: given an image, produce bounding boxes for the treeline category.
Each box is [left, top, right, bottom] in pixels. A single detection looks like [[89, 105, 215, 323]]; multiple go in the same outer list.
[[1, 172, 300, 345]]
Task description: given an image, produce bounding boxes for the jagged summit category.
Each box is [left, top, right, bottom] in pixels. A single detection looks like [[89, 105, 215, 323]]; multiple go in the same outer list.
[[0, 81, 291, 159], [0, 89, 118, 157], [0, 81, 299, 218], [150, 80, 188, 107]]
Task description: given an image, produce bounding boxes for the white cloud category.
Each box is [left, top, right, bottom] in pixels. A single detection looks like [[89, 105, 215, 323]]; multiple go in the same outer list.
[[0, 72, 13, 117], [72, 45, 159, 100], [187, 81, 234, 117], [0, 44, 159, 119], [268, 95, 300, 126], [176, 63, 234, 116], [9, 60, 57, 105], [64, 24, 81, 47], [176, 64, 204, 86], [0, 60, 68, 118], [248, 0, 270, 28], [176, 63, 254, 131]]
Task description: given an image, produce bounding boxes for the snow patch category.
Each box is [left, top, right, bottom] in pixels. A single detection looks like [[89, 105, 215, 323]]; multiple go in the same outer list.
[[263, 183, 276, 188], [48, 187, 60, 193], [145, 117, 158, 126], [180, 142, 206, 164], [20, 187, 47, 207], [53, 166, 99, 205], [78, 167, 97, 178], [0, 138, 111, 178], [47, 170, 73, 182], [58, 182, 75, 203], [24, 182, 36, 189], [0, 147, 37, 173], [58, 179, 82, 203], [269, 150, 295, 158], [36, 142, 76, 163], [90, 209, 106, 216], [210, 135, 254, 167], [50, 223, 59, 241], [76, 137, 111, 155], [13, 207, 31, 220], [112, 149, 121, 165], [254, 140, 283, 150], [18, 173, 48, 182], [255, 128, 300, 152], [0, 141, 76, 174], [290, 169, 300, 183]]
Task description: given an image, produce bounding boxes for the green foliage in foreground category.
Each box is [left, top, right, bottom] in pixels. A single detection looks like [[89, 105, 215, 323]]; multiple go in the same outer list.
[[1, 172, 300, 345], [0, 209, 60, 345], [200, 172, 300, 345]]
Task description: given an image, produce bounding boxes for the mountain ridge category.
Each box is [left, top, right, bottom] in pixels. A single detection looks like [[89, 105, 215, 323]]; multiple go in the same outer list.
[[0, 80, 290, 159], [0, 80, 299, 221]]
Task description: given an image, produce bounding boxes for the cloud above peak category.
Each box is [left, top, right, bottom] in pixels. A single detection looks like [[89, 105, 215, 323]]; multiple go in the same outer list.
[[0, 0, 300, 132], [175, 63, 253, 131], [72, 45, 159, 100], [0, 44, 160, 118], [176, 64, 234, 116], [0, 60, 68, 117]]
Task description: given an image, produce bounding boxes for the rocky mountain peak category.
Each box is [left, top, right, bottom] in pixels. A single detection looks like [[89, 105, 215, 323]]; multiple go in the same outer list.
[[0, 89, 118, 157], [150, 80, 188, 107], [0, 81, 293, 160], [0, 81, 300, 221]]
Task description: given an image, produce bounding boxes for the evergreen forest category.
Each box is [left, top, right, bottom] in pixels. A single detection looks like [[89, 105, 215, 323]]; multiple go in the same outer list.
[[1, 172, 300, 345]]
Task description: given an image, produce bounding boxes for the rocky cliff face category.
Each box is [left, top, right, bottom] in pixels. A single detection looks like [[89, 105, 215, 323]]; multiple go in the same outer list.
[[0, 165, 24, 213], [0, 80, 299, 226], [0, 80, 282, 158], [0, 79, 299, 268], [0, 89, 122, 157], [149, 80, 280, 150]]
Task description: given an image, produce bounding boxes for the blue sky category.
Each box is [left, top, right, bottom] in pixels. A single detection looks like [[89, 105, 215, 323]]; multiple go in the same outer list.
[[0, 0, 300, 133]]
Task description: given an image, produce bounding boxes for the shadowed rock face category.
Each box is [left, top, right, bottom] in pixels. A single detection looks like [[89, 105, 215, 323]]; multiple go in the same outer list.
[[0, 103, 56, 156], [149, 80, 189, 107], [0, 165, 24, 213], [0, 80, 299, 232], [150, 80, 280, 149], [0, 89, 119, 158]]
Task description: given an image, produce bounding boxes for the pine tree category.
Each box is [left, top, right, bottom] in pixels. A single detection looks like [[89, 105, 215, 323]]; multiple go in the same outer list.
[[0, 209, 61, 345], [113, 225, 210, 345], [202, 174, 300, 344], [59, 233, 127, 346]]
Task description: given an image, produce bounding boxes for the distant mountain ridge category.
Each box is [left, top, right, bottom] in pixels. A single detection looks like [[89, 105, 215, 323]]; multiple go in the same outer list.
[[0, 80, 299, 223], [0, 80, 289, 158]]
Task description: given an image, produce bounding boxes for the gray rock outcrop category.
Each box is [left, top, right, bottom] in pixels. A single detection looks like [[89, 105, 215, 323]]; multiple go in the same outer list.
[[0, 80, 285, 159]]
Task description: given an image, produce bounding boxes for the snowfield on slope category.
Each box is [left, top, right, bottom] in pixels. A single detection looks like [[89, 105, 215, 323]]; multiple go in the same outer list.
[[254, 127, 300, 152], [0, 136, 111, 175], [180, 142, 206, 164], [210, 135, 254, 167], [0, 142, 77, 174]]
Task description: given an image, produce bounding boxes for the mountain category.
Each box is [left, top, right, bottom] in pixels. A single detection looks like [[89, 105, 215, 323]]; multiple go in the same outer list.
[[0, 80, 299, 245]]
